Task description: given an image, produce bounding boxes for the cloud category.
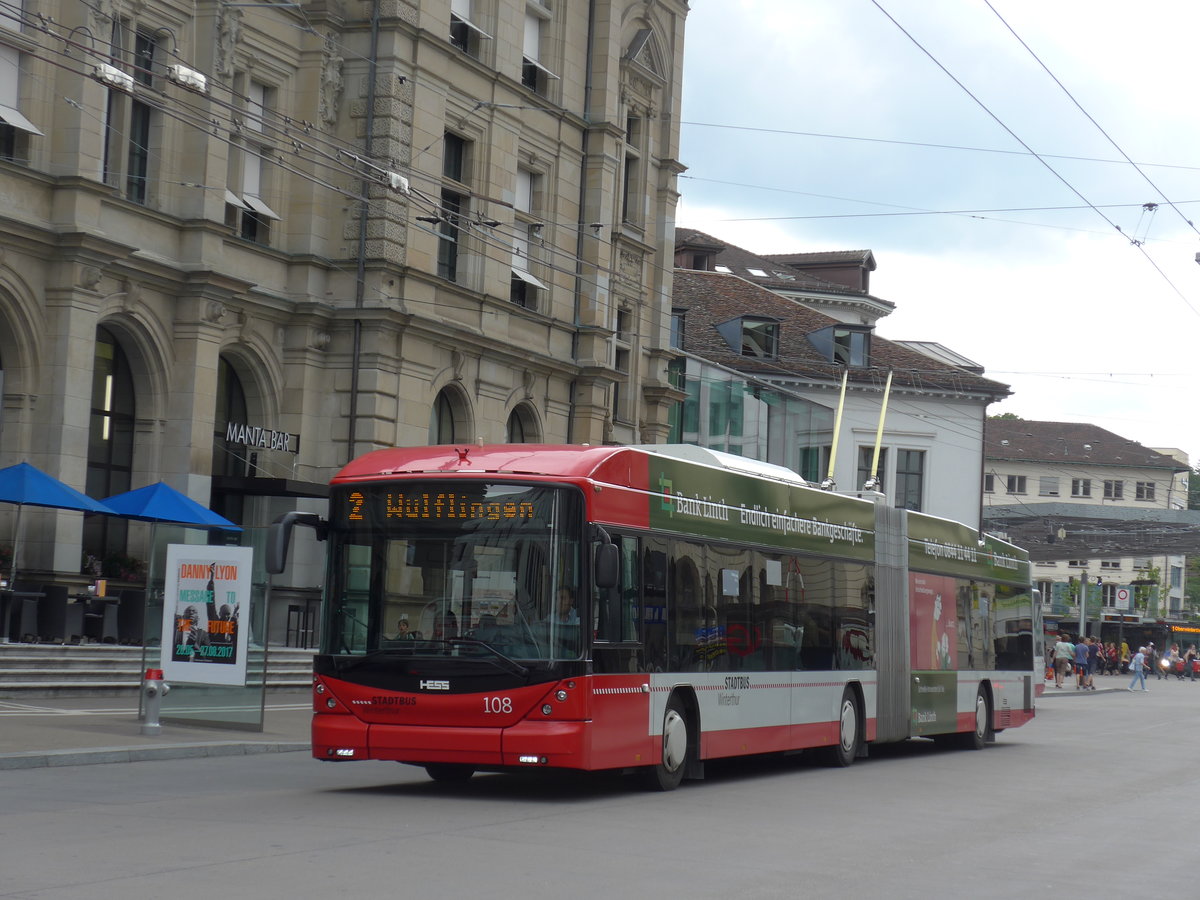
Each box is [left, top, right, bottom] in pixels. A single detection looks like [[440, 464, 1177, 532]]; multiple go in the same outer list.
[[677, 0, 1200, 463]]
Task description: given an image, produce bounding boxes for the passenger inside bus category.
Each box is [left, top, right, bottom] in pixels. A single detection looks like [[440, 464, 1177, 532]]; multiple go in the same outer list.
[[547, 587, 579, 625]]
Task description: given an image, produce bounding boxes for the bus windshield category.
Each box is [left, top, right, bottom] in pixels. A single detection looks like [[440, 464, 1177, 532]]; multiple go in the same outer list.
[[322, 481, 584, 662]]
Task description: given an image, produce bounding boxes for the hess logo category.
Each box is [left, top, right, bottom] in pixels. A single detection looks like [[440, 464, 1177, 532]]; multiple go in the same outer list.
[[420, 680, 450, 691]]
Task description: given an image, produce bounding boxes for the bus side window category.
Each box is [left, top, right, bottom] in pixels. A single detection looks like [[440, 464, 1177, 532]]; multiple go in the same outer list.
[[595, 534, 640, 644]]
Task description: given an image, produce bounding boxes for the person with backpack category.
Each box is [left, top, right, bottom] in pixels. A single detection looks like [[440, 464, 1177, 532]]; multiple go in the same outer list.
[[1128, 646, 1149, 692]]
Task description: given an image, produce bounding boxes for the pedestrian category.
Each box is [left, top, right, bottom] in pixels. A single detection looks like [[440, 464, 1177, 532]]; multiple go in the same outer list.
[[1186, 644, 1197, 682], [1128, 646, 1149, 692], [1119, 640, 1131, 674], [1052, 634, 1074, 689], [1087, 637, 1101, 688], [1074, 636, 1090, 690]]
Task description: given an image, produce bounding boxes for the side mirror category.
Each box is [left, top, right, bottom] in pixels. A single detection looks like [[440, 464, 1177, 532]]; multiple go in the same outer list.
[[267, 511, 327, 574], [594, 543, 618, 590]]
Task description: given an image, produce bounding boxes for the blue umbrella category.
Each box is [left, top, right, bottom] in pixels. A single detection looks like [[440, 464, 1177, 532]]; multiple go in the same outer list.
[[100, 483, 240, 651], [101, 482, 242, 532], [0, 462, 115, 586]]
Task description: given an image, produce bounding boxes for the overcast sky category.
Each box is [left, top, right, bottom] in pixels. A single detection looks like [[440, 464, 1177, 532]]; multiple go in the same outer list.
[[676, 0, 1200, 465]]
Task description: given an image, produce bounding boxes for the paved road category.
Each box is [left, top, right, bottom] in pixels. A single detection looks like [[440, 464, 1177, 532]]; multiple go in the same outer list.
[[2, 679, 1198, 898]]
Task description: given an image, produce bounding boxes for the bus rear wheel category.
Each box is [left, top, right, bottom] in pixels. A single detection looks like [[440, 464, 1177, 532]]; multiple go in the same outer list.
[[820, 688, 860, 767], [962, 688, 990, 750], [643, 696, 690, 791], [424, 763, 475, 783]]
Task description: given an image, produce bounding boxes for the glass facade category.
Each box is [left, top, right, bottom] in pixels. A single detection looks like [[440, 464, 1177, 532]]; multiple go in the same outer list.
[[667, 356, 833, 476]]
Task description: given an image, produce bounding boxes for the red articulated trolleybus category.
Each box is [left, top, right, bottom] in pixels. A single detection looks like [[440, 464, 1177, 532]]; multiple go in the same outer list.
[[267, 443, 1036, 790]]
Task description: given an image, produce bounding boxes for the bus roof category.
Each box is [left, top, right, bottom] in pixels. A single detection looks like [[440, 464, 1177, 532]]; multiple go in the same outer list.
[[332, 444, 639, 483], [333, 444, 812, 488]]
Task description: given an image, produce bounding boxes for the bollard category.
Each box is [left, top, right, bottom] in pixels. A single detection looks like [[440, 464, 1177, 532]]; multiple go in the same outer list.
[[142, 668, 170, 735]]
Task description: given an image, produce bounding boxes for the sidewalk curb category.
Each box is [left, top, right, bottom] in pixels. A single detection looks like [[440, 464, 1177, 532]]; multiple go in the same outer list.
[[0, 741, 310, 770]]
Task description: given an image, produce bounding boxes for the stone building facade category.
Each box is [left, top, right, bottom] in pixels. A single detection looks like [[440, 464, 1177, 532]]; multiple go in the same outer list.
[[0, 0, 688, 593]]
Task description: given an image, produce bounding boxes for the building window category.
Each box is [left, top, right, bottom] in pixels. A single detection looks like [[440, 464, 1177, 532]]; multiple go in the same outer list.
[[858, 446, 887, 492], [1101, 583, 1117, 607], [798, 446, 828, 483], [670, 310, 685, 349], [1005, 475, 1026, 495], [83, 327, 135, 561], [1071, 478, 1091, 498], [1136, 481, 1155, 501], [213, 357, 251, 478], [1100, 560, 1120, 570], [895, 449, 924, 511], [0, 40, 43, 162], [444, 132, 467, 182], [1103, 479, 1124, 500], [439, 133, 470, 283], [226, 81, 281, 243], [1171, 565, 1183, 589], [510, 166, 546, 308], [983, 473, 995, 493], [621, 114, 643, 224], [1039, 476, 1059, 497], [438, 191, 463, 282], [102, 24, 158, 203], [808, 324, 870, 366], [431, 388, 468, 444], [506, 403, 539, 442], [612, 347, 631, 423], [449, 0, 491, 57], [740, 319, 779, 358], [521, 4, 557, 94]]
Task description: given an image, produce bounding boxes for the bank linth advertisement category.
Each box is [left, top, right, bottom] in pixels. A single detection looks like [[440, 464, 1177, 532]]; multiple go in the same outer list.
[[161, 545, 253, 686]]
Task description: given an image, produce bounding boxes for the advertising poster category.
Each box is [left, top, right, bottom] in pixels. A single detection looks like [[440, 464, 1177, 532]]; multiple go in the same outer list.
[[909, 572, 957, 670], [160, 545, 253, 686]]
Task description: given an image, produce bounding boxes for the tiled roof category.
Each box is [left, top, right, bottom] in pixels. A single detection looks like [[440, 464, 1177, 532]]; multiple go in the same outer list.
[[675, 228, 870, 296], [673, 269, 1010, 397], [983, 419, 1186, 470], [763, 249, 875, 268]]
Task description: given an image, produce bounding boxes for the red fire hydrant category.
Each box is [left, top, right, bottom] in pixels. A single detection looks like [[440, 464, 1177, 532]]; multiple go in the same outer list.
[[142, 668, 170, 735]]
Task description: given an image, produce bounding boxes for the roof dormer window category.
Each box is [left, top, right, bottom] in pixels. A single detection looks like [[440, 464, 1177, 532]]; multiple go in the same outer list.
[[809, 324, 871, 366], [716, 316, 780, 359]]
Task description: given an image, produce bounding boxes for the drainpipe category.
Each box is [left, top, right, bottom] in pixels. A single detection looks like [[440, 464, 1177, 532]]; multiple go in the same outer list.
[[347, 0, 382, 462]]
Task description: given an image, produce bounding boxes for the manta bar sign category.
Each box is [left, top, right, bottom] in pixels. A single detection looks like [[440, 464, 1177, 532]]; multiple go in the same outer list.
[[225, 421, 299, 453]]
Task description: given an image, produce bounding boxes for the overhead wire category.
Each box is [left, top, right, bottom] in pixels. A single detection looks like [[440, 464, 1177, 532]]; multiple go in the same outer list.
[[868, 0, 1200, 318], [981, 0, 1200, 240]]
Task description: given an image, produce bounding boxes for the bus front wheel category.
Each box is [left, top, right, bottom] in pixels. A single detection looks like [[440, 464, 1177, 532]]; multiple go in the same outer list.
[[644, 696, 690, 791]]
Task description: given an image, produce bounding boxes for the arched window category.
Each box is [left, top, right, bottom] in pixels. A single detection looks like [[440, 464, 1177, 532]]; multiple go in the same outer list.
[[506, 403, 540, 443], [83, 326, 135, 559], [213, 357, 250, 477], [430, 389, 460, 444]]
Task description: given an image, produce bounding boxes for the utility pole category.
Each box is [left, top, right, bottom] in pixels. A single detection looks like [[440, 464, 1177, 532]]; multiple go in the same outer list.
[[1077, 565, 1088, 640]]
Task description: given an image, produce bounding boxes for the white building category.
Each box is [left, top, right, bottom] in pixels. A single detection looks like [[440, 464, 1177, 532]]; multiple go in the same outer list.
[[982, 419, 1191, 622]]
